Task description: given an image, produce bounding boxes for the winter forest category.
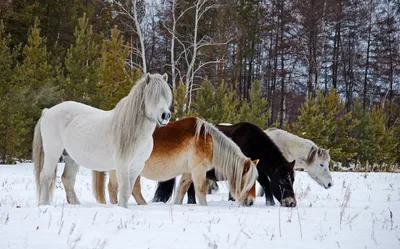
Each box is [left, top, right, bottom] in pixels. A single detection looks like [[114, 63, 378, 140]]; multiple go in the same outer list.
[[0, 0, 398, 169]]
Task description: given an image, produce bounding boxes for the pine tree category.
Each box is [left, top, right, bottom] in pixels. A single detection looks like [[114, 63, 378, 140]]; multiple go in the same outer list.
[[12, 19, 59, 159], [369, 105, 397, 167], [195, 79, 215, 121], [96, 25, 140, 110], [352, 101, 376, 166], [172, 79, 188, 120], [238, 80, 270, 129], [195, 80, 239, 124], [325, 89, 359, 163], [288, 88, 359, 164], [287, 91, 331, 147], [63, 13, 99, 105], [0, 21, 27, 163]]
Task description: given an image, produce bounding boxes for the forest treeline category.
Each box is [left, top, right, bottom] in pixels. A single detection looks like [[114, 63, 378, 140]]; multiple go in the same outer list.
[[0, 0, 398, 170]]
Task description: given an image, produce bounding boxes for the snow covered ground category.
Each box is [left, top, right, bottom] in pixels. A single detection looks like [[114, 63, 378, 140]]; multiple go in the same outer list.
[[0, 163, 399, 249]]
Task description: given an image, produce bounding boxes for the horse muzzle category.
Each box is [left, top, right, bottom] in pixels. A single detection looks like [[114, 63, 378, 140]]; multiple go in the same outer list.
[[281, 197, 296, 207], [158, 111, 171, 126]]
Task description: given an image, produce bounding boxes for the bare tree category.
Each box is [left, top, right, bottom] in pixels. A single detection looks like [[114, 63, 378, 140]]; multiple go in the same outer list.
[[164, 0, 232, 110], [114, 0, 147, 73]]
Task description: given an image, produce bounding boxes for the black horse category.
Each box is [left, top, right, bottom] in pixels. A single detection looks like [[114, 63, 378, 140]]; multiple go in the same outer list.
[[152, 122, 297, 207]]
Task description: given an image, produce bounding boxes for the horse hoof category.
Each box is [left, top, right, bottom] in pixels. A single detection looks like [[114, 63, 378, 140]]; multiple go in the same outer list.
[[265, 200, 275, 206], [187, 198, 196, 204]]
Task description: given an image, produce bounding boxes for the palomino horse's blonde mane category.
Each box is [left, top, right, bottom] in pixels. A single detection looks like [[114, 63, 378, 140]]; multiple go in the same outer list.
[[195, 119, 258, 198], [112, 73, 172, 162]]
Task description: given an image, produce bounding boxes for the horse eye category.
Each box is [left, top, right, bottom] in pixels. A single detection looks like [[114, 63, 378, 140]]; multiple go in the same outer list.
[[320, 164, 324, 167]]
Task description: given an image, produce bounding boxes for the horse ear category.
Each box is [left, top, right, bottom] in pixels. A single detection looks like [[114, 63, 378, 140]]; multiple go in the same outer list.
[[145, 73, 151, 84], [290, 160, 296, 168], [252, 159, 259, 166], [326, 148, 330, 154], [162, 73, 168, 82], [243, 158, 252, 173], [307, 146, 317, 163]]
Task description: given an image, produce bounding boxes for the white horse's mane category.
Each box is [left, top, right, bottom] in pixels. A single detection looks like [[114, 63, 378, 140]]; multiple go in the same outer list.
[[195, 118, 258, 198], [112, 74, 172, 162], [266, 128, 330, 166]]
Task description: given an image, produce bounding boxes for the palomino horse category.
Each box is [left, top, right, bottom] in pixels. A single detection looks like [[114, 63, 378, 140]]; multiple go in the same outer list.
[[153, 122, 297, 207], [62, 117, 259, 206], [32, 73, 172, 208]]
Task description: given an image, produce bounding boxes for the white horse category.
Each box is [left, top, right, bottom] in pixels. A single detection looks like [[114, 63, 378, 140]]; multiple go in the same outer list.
[[264, 128, 333, 188], [32, 73, 172, 208], [218, 124, 333, 191]]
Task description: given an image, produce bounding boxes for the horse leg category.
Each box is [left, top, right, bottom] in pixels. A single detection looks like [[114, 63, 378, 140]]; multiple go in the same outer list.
[[228, 192, 236, 202], [173, 173, 193, 205], [62, 155, 80, 204], [108, 170, 118, 204], [152, 179, 176, 203], [132, 176, 147, 205], [40, 144, 63, 205], [191, 167, 207, 206], [117, 162, 144, 208], [258, 172, 275, 206], [187, 183, 197, 204]]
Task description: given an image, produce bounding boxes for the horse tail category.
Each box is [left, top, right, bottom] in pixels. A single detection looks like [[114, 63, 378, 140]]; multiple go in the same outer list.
[[152, 178, 176, 203], [92, 170, 107, 204], [194, 118, 258, 199], [33, 108, 55, 200]]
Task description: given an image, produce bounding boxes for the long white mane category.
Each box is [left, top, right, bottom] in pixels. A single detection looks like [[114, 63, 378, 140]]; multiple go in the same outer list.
[[195, 118, 258, 198], [265, 128, 329, 167], [112, 74, 172, 162]]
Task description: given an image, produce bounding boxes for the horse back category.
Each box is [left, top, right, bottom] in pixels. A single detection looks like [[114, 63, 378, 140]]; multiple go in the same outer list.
[[151, 116, 213, 165]]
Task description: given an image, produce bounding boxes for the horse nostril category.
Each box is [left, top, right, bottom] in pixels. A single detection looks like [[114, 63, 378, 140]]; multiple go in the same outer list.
[[290, 202, 296, 207], [327, 182, 332, 188], [161, 112, 167, 120], [167, 112, 171, 119]]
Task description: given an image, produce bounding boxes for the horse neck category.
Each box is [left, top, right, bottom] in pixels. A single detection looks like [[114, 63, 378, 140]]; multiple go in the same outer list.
[[111, 85, 156, 162], [197, 119, 245, 186], [281, 133, 316, 170]]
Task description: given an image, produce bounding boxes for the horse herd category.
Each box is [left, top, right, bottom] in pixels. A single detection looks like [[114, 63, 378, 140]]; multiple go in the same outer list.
[[32, 73, 333, 209]]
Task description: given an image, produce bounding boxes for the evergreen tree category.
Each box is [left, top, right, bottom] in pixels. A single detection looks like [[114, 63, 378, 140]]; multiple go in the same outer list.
[[288, 88, 359, 164], [195, 79, 216, 121], [238, 80, 270, 129], [0, 21, 26, 163], [195, 80, 239, 124], [172, 79, 188, 120], [96, 25, 141, 110], [63, 13, 99, 105], [12, 19, 59, 159]]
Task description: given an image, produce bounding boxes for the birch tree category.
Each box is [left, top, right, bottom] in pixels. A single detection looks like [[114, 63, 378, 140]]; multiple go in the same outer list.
[[164, 0, 233, 110], [114, 0, 147, 73]]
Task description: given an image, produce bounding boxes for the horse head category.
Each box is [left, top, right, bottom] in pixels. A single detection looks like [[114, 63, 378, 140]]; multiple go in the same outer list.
[[142, 73, 172, 126], [269, 159, 297, 207], [229, 157, 259, 207], [306, 147, 333, 189]]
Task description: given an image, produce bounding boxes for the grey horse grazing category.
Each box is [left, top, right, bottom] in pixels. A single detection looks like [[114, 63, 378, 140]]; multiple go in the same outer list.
[[256, 128, 333, 197]]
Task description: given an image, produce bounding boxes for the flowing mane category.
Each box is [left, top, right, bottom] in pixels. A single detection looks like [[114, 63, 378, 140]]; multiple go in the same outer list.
[[195, 119, 258, 198], [265, 128, 330, 167], [112, 74, 172, 161]]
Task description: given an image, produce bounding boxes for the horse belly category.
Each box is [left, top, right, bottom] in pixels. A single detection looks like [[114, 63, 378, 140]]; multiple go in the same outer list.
[[140, 152, 189, 181], [63, 115, 116, 171]]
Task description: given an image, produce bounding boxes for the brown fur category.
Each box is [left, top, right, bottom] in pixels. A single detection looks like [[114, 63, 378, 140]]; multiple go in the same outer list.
[[93, 117, 258, 206]]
